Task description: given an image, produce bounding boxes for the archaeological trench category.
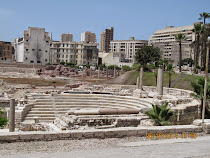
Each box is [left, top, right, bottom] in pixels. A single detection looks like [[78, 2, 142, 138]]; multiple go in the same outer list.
[[0, 64, 207, 141]]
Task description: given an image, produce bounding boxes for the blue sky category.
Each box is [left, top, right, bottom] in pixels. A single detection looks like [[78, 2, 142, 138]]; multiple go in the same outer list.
[[0, 0, 210, 42]]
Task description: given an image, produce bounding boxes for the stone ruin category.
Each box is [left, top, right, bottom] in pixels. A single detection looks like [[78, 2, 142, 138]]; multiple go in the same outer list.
[[37, 65, 121, 78], [14, 83, 200, 132]]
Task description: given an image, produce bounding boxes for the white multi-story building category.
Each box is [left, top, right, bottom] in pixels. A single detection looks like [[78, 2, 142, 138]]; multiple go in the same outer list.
[[14, 27, 51, 65], [149, 24, 196, 65], [81, 31, 96, 43], [50, 41, 98, 65], [109, 37, 148, 62]]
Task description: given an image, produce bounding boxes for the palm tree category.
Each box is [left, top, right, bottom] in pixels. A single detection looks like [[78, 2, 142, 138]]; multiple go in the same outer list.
[[175, 33, 187, 72], [192, 23, 202, 71], [167, 64, 174, 88], [145, 102, 173, 126], [199, 12, 210, 24], [191, 78, 210, 118]]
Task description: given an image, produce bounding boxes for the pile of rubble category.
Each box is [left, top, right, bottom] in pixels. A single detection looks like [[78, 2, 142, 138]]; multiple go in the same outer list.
[[37, 65, 120, 78]]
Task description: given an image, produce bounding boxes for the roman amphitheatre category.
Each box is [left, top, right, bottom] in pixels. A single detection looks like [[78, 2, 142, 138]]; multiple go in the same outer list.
[[0, 62, 209, 143]]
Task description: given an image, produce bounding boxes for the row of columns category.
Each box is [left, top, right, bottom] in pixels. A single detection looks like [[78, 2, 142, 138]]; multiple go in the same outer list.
[[137, 67, 163, 96], [88, 67, 117, 78]]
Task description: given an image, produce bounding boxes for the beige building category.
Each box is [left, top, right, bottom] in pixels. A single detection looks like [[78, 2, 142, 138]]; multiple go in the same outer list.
[[149, 25, 195, 65], [61, 33, 73, 42], [50, 41, 98, 66], [109, 37, 148, 63], [100, 27, 114, 52], [81, 31, 96, 43], [0, 41, 13, 61], [14, 27, 51, 65]]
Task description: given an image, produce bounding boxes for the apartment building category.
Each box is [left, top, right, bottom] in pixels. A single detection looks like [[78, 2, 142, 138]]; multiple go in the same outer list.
[[100, 27, 114, 52], [109, 37, 148, 62], [81, 31, 96, 43], [50, 41, 98, 65], [0, 41, 13, 61], [149, 25, 195, 65], [61, 33, 73, 42], [14, 27, 51, 65]]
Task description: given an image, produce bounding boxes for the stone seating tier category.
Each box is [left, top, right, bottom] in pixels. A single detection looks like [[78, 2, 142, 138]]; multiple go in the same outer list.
[[24, 94, 152, 123]]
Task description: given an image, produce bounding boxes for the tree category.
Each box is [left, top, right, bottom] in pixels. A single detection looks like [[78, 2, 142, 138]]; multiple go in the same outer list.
[[167, 64, 175, 88], [135, 46, 161, 68], [199, 12, 210, 24], [193, 23, 202, 70], [0, 108, 8, 128], [145, 102, 173, 126], [175, 33, 187, 72], [191, 78, 210, 118]]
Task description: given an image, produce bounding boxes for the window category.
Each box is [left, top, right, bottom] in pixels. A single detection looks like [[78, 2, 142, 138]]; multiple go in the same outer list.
[[26, 49, 28, 51], [45, 59, 47, 62], [46, 41, 49, 43], [37, 61, 41, 63], [62, 55, 64, 58], [26, 40, 28, 42], [39, 49, 42, 51], [32, 49, 35, 51], [63, 44, 65, 47], [45, 50, 48, 52], [30, 61, 34, 63], [25, 57, 28, 60], [66, 55, 68, 58], [63, 49, 64, 52]]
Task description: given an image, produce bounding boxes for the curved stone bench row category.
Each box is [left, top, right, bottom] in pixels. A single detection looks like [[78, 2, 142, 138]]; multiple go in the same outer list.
[[24, 94, 152, 123]]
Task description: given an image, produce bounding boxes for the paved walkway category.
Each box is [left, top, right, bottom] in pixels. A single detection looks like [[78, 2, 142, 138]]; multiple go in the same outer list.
[[1, 135, 210, 158]]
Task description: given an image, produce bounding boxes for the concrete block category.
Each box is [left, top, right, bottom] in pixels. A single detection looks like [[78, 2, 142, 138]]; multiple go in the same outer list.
[[19, 134, 44, 141], [105, 130, 117, 138], [57, 132, 71, 139], [71, 132, 83, 139], [137, 129, 148, 136], [44, 133, 59, 140], [0, 134, 19, 142], [115, 130, 127, 138], [94, 131, 105, 139], [82, 132, 94, 138], [126, 130, 138, 136]]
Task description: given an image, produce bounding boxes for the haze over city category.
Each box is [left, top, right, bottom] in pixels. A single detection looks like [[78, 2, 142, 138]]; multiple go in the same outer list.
[[1, 0, 210, 42]]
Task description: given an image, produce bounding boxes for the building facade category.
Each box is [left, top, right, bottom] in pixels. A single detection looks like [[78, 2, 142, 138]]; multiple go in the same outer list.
[[100, 27, 114, 52], [13, 27, 51, 65], [149, 25, 195, 65], [50, 41, 98, 66], [81, 31, 96, 43], [0, 41, 13, 61], [109, 37, 148, 62], [61, 33, 73, 42]]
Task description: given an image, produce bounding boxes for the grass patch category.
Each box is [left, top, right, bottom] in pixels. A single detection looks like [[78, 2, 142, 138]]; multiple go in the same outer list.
[[125, 71, 180, 87], [173, 75, 207, 91]]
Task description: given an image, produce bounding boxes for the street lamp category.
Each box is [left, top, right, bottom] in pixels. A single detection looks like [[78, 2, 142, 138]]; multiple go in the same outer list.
[[202, 36, 210, 128]]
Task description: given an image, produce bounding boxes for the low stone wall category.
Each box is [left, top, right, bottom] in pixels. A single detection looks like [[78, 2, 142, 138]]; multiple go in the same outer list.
[[0, 125, 202, 143], [170, 100, 201, 125]]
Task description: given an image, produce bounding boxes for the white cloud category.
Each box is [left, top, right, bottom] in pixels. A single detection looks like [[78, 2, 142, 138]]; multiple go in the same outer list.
[[0, 8, 15, 16]]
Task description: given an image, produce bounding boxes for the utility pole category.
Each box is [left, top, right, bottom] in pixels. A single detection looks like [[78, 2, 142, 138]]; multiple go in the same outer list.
[[202, 37, 210, 128]]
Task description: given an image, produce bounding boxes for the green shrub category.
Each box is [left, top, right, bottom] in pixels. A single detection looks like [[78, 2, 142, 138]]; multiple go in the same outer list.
[[60, 61, 65, 65], [66, 62, 75, 67], [132, 64, 141, 71], [145, 102, 173, 126], [0, 108, 8, 128], [107, 65, 120, 70], [122, 65, 132, 71]]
